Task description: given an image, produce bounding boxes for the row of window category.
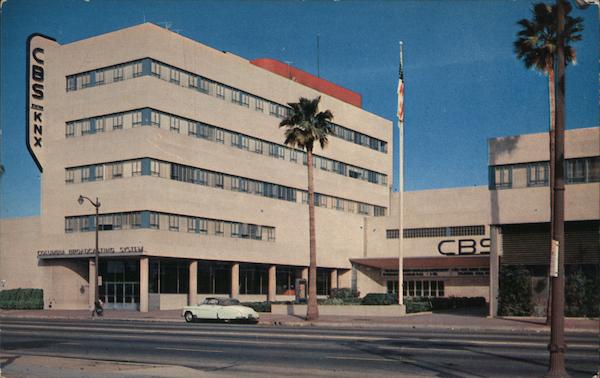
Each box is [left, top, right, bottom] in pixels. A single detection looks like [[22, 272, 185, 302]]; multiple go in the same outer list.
[[149, 259, 332, 296], [385, 225, 486, 239], [65, 57, 388, 153], [65, 158, 387, 217], [490, 157, 600, 189], [65, 211, 276, 241], [65, 108, 388, 186]]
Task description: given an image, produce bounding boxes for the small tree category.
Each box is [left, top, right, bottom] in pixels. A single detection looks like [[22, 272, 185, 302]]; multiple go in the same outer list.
[[498, 265, 533, 316], [279, 96, 333, 320]]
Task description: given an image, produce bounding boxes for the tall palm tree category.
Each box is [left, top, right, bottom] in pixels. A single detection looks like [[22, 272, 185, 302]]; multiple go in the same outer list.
[[514, 1, 583, 322], [280, 96, 333, 320]]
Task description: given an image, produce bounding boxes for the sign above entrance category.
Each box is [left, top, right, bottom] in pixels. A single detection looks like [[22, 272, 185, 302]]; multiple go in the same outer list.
[[37, 246, 144, 259]]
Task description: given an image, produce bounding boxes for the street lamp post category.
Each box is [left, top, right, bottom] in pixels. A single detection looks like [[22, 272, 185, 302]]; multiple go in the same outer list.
[[78, 195, 103, 316]]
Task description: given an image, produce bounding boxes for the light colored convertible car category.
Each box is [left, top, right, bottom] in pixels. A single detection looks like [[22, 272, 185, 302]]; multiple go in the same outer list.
[[182, 297, 259, 323]]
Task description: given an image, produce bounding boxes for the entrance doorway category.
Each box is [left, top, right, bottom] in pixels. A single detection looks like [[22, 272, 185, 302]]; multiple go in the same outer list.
[[99, 260, 140, 310]]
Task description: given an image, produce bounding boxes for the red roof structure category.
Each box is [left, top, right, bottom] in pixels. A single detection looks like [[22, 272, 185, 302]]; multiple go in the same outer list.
[[250, 58, 362, 108]]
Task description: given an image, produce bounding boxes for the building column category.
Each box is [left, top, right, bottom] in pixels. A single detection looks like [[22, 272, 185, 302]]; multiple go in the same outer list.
[[489, 226, 501, 318], [330, 269, 338, 292], [139, 257, 149, 313], [188, 260, 198, 306], [230, 263, 239, 299], [88, 258, 96, 310], [268, 265, 276, 301], [338, 269, 351, 289]]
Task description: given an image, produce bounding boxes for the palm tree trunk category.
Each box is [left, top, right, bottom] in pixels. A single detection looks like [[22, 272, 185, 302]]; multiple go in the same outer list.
[[306, 148, 319, 320], [546, 63, 555, 325]]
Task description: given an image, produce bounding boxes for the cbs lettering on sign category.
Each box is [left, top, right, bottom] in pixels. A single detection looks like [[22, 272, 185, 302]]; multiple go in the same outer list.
[[26, 34, 57, 173]]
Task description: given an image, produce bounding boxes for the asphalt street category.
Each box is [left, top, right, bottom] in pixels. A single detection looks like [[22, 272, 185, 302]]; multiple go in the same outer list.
[[1, 317, 598, 377]]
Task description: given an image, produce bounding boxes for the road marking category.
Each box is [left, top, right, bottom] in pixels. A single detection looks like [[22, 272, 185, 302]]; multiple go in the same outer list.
[[156, 347, 223, 353], [326, 356, 394, 362]]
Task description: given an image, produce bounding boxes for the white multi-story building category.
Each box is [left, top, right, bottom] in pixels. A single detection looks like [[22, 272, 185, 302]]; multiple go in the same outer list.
[[1, 23, 598, 315]]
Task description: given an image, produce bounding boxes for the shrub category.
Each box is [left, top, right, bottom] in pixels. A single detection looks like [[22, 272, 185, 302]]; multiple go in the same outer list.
[[565, 268, 600, 318], [241, 301, 293, 313], [329, 288, 357, 299], [0, 288, 44, 310], [405, 299, 432, 313], [498, 265, 533, 316], [361, 293, 398, 305]]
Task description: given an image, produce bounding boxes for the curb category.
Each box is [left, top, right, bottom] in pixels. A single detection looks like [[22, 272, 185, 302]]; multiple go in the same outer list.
[[1, 313, 597, 334]]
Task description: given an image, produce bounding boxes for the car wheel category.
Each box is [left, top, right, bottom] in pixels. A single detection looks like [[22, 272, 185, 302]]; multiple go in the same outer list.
[[184, 311, 194, 323]]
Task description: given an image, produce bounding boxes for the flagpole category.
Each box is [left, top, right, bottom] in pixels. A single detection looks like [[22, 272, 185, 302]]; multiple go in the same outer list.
[[398, 41, 405, 306]]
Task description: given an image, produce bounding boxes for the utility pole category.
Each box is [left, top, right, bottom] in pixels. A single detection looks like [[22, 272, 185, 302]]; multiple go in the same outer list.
[[546, 0, 567, 376]]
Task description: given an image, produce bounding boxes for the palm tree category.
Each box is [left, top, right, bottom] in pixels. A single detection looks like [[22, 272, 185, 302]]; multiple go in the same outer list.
[[280, 96, 333, 320], [514, 1, 583, 322]]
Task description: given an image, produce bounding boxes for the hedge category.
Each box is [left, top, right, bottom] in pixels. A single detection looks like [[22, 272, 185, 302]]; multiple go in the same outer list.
[[0, 288, 44, 310], [405, 296, 486, 314], [361, 293, 398, 305], [498, 265, 533, 316]]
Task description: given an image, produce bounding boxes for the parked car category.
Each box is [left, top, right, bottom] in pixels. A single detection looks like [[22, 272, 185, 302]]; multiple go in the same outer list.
[[182, 297, 259, 323]]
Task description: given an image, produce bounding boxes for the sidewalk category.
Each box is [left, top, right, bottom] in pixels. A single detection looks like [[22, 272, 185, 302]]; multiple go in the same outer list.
[[1, 308, 598, 333]]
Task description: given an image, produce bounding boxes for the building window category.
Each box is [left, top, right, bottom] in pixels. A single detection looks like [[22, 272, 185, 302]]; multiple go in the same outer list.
[[132, 62, 143, 78], [66, 122, 75, 138], [65, 170, 74, 183], [67, 77, 77, 91], [81, 121, 92, 135], [169, 69, 180, 84], [334, 198, 345, 211], [214, 173, 224, 188], [170, 117, 180, 133], [215, 129, 224, 143], [290, 150, 298, 162], [132, 111, 142, 127], [255, 98, 264, 112], [112, 163, 123, 178], [527, 162, 548, 187], [566, 159, 586, 183], [232, 134, 249, 150], [404, 280, 445, 297], [81, 74, 92, 88], [149, 212, 159, 229], [231, 223, 240, 237], [587, 157, 600, 182], [253, 140, 264, 154], [386, 229, 400, 239], [81, 167, 91, 182], [374, 206, 386, 217], [493, 165, 512, 189], [114, 66, 124, 81], [113, 114, 123, 130], [269, 144, 284, 159], [150, 161, 160, 176], [95, 118, 105, 133], [215, 221, 224, 236], [169, 215, 179, 231], [216, 84, 225, 99], [358, 203, 370, 215], [95, 70, 105, 85], [151, 111, 160, 127], [232, 90, 249, 107], [266, 227, 275, 241], [132, 161, 142, 176]]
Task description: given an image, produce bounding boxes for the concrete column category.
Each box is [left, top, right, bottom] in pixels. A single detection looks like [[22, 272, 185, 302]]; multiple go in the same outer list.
[[338, 269, 351, 289], [230, 263, 239, 298], [301, 267, 308, 281], [330, 269, 338, 292], [268, 265, 276, 301], [139, 257, 149, 313], [188, 260, 198, 306], [88, 258, 96, 310], [489, 226, 501, 318]]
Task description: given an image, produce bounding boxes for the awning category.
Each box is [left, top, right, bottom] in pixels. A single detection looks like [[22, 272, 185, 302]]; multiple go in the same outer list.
[[350, 255, 489, 270]]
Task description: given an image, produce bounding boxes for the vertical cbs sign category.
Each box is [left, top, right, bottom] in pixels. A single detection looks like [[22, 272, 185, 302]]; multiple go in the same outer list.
[[26, 34, 56, 173]]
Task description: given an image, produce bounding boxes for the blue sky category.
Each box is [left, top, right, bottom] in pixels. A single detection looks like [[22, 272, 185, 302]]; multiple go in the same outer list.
[[1, 0, 598, 218]]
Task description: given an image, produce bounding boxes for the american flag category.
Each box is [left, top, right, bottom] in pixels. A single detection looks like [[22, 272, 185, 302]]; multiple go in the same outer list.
[[397, 42, 405, 123]]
